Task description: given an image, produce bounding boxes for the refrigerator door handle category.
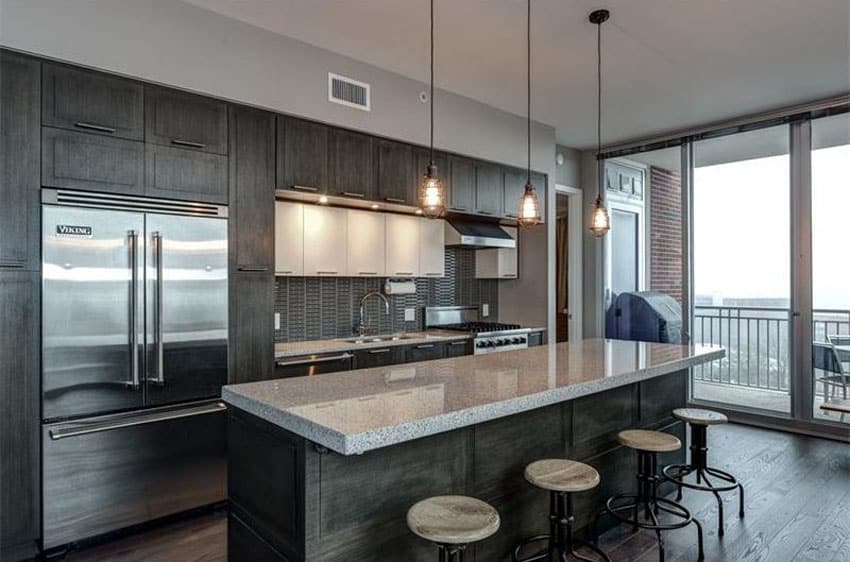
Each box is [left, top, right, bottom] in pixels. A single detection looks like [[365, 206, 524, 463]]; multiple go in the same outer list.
[[128, 230, 140, 389], [48, 401, 227, 440], [150, 232, 165, 386]]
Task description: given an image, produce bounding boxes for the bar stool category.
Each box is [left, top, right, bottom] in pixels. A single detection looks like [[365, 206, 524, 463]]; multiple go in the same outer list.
[[407, 495, 500, 562], [597, 430, 704, 562], [513, 459, 611, 562], [662, 408, 745, 536]]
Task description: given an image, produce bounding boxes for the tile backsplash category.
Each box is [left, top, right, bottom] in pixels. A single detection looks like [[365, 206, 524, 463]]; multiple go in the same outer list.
[[274, 248, 498, 342]]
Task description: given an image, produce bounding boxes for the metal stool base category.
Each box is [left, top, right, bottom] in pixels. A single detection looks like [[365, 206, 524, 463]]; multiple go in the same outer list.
[[662, 423, 745, 537], [513, 491, 611, 562], [437, 543, 467, 562]]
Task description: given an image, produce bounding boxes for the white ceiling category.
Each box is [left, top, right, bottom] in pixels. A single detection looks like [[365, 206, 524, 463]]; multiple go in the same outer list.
[[183, 0, 850, 149]]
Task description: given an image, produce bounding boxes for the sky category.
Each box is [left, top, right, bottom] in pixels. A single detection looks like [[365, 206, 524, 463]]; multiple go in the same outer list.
[[693, 144, 850, 310]]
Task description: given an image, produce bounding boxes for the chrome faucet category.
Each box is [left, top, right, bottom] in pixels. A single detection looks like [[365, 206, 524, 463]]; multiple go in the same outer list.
[[359, 291, 390, 336]]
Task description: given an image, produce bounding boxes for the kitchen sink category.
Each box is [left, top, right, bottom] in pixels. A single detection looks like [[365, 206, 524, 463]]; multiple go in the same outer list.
[[341, 335, 415, 344]]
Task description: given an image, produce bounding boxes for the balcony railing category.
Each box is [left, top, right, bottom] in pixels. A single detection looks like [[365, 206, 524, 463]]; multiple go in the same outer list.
[[692, 306, 850, 394]]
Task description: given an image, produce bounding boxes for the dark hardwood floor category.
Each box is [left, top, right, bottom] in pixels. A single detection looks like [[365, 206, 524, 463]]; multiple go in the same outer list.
[[56, 424, 848, 562]]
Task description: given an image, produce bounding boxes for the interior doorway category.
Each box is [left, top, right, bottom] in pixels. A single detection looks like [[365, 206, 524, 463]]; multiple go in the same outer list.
[[554, 185, 583, 342]]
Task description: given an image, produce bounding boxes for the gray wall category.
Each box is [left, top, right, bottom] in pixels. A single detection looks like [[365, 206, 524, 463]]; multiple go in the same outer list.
[[555, 145, 582, 188], [581, 150, 605, 337], [1, 0, 556, 331]]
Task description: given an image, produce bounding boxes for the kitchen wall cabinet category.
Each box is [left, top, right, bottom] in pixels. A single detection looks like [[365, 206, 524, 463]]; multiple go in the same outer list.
[[419, 218, 445, 278], [0, 271, 40, 556], [385, 214, 420, 277], [303, 206, 348, 276], [502, 167, 526, 220], [145, 86, 228, 154], [229, 106, 275, 271], [346, 210, 386, 277], [476, 226, 518, 279], [0, 51, 40, 271], [145, 144, 228, 203], [277, 116, 328, 194], [448, 156, 475, 213], [329, 128, 373, 199], [42, 62, 143, 140], [375, 139, 415, 205], [274, 201, 304, 276], [474, 161, 503, 216], [229, 271, 274, 384], [42, 127, 144, 195]]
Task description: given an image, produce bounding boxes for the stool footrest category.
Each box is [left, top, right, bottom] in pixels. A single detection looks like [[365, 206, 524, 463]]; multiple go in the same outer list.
[[663, 464, 740, 493]]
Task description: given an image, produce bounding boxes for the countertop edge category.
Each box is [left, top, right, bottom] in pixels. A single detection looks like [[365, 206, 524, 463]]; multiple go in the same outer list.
[[224, 347, 724, 456]]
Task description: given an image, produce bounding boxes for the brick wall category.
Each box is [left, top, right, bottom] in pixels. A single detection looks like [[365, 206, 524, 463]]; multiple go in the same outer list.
[[649, 166, 683, 303]]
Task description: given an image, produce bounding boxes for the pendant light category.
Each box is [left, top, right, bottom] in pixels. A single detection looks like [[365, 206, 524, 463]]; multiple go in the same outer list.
[[589, 9, 611, 237], [418, 0, 445, 218], [517, 0, 541, 227]]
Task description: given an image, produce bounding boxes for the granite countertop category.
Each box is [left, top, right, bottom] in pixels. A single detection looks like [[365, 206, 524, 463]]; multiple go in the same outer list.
[[224, 338, 723, 456], [273, 327, 547, 359]]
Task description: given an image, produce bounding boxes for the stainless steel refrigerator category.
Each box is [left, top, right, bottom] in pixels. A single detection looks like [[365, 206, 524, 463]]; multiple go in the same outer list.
[[41, 189, 229, 550]]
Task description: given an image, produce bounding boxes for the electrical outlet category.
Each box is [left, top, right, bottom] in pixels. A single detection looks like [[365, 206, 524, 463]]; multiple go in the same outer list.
[[274, 313, 281, 330], [404, 308, 416, 322], [482, 304, 489, 317]]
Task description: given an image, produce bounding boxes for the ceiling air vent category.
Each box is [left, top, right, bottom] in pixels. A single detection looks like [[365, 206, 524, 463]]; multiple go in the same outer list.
[[328, 72, 371, 111]]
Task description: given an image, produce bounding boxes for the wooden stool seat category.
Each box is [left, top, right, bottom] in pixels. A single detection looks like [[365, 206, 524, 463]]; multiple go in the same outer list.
[[617, 429, 681, 453], [407, 495, 500, 545], [821, 399, 850, 414], [524, 459, 600, 493], [672, 408, 728, 425]]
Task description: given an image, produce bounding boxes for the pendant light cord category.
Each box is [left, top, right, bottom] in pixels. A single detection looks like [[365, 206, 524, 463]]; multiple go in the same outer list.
[[596, 17, 602, 200], [429, 0, 435, 167], [526, 0, 531, 183]]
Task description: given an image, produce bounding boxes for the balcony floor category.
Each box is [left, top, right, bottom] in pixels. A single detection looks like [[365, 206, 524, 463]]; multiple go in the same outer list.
[[693, 380, 848, 422]]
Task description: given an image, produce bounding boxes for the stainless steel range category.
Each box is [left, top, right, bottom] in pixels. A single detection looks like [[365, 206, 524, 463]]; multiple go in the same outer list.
[[425, 306, 534, 354]]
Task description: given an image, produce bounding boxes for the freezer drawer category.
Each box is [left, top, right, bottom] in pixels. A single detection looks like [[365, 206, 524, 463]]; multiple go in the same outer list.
[[42, 401, 226, 550]]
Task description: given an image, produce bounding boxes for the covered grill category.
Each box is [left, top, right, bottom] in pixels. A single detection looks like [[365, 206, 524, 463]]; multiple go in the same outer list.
[[605, 291, 683, 344]]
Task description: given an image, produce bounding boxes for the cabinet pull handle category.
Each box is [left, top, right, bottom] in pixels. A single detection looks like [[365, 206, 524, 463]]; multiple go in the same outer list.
[[425, 272, 442, 276], [478, 210, 494, 216], [276, 353, 353, 367], [74, 121, 116, 134], [277, 270, 293, 274], [359, 271, 378, 275], [416, 344, 435, 349], [394, 272, 413, 276], [342, 191, 365, 198], [317, 271, 338, 275], [0, 261, 25, 268], [449, 207, 468, 212], [368, 348, 392, 354], [501, 274, 517, 278], [505, 213, 518, 218], [291, 185, 319, 192], [238, 265, 270, 272], [171, 139, 206, 149], [449, 341, 467, 346], [384, 197, 406, 204]]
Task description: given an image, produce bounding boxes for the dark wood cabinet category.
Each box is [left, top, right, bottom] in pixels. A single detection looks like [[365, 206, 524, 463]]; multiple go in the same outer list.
[[448, 156, 475, 213], [145, 144, 228, 203], [229, 271, 274, 384], [354, 347, 404, 369], [375, 139, 414, 205], [404, 342, 446, 363], [277, 116, 328, 194], [42, 63, 143, 140], [145, 86, 228, 155], [42, 127, 144, 195], [0, 52, 40, 271], [531, 171, 547, 222], [444, 339, 472, 358], [229, 106, 275, 270], [328, 128, 373, 199], [503, 167, 527, 219], [474, 161, 503, 216], [0, 271, 40, 556], [414, 148, 448, 208]]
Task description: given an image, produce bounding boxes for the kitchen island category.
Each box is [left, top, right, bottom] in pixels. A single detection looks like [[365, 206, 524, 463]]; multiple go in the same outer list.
[[223, 339, 723, 562]]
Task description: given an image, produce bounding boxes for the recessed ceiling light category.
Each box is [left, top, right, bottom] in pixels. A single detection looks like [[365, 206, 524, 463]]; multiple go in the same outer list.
[[318, 196, 329, 204]]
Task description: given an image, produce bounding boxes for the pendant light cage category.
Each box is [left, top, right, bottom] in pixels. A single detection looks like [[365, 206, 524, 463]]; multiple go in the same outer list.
[[518, 0, 541, 227], [589, 8, 611, 237], [419, 0, 446, 218]]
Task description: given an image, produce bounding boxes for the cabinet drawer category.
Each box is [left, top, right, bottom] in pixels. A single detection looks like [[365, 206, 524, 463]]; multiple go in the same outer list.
[[404, 342, 445, 363], [42, 63, 143, 140], [145, 144, 228, 203], [354, 347, 404, 370], [444, 339, 472, 357], [42, 127, 144, 195], [146, 87, 228, 155]]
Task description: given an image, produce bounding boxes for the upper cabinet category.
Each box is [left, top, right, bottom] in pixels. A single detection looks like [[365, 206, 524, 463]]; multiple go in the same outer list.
[[346, 210, 386, 277], [274, 201, 304, 276], [448, 156, 475, 213], [328, 129, 373, 199], [42, 63, 143, 140], [303, 206, 347, 276], [375, 140, 414, 205], [419, 219, 445, 278], [145, 87, 228, 154], [474, 161, 503, 217], [531, 172, 547, 221], [502, 167, 526, 220], [414, 149, 448, 209], [0, 52, 40, 271], [145, 144, 227, 203], [476, 226, 518, 279], [277, 116, 328, 194], [385, 214, 420, 277]]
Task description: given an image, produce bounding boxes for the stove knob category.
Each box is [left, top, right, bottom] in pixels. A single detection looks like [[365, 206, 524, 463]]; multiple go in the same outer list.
[[511, 337, 521, 344], [486, 340, 496, 347], [476, 341, 486, 348]]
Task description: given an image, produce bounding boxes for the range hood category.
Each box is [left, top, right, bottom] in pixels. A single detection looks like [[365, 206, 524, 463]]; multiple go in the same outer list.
[[444, 219, 516, 249]]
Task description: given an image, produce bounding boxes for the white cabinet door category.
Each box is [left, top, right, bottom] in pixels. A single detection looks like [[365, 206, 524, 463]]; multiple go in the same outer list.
[[385, 214, 420, 277], [347, 209, 386, 277], [275, 201, 304, 276], [303, 205, 347, 276], [419, 218, 445, 278], [475, 226, 517, 279]]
